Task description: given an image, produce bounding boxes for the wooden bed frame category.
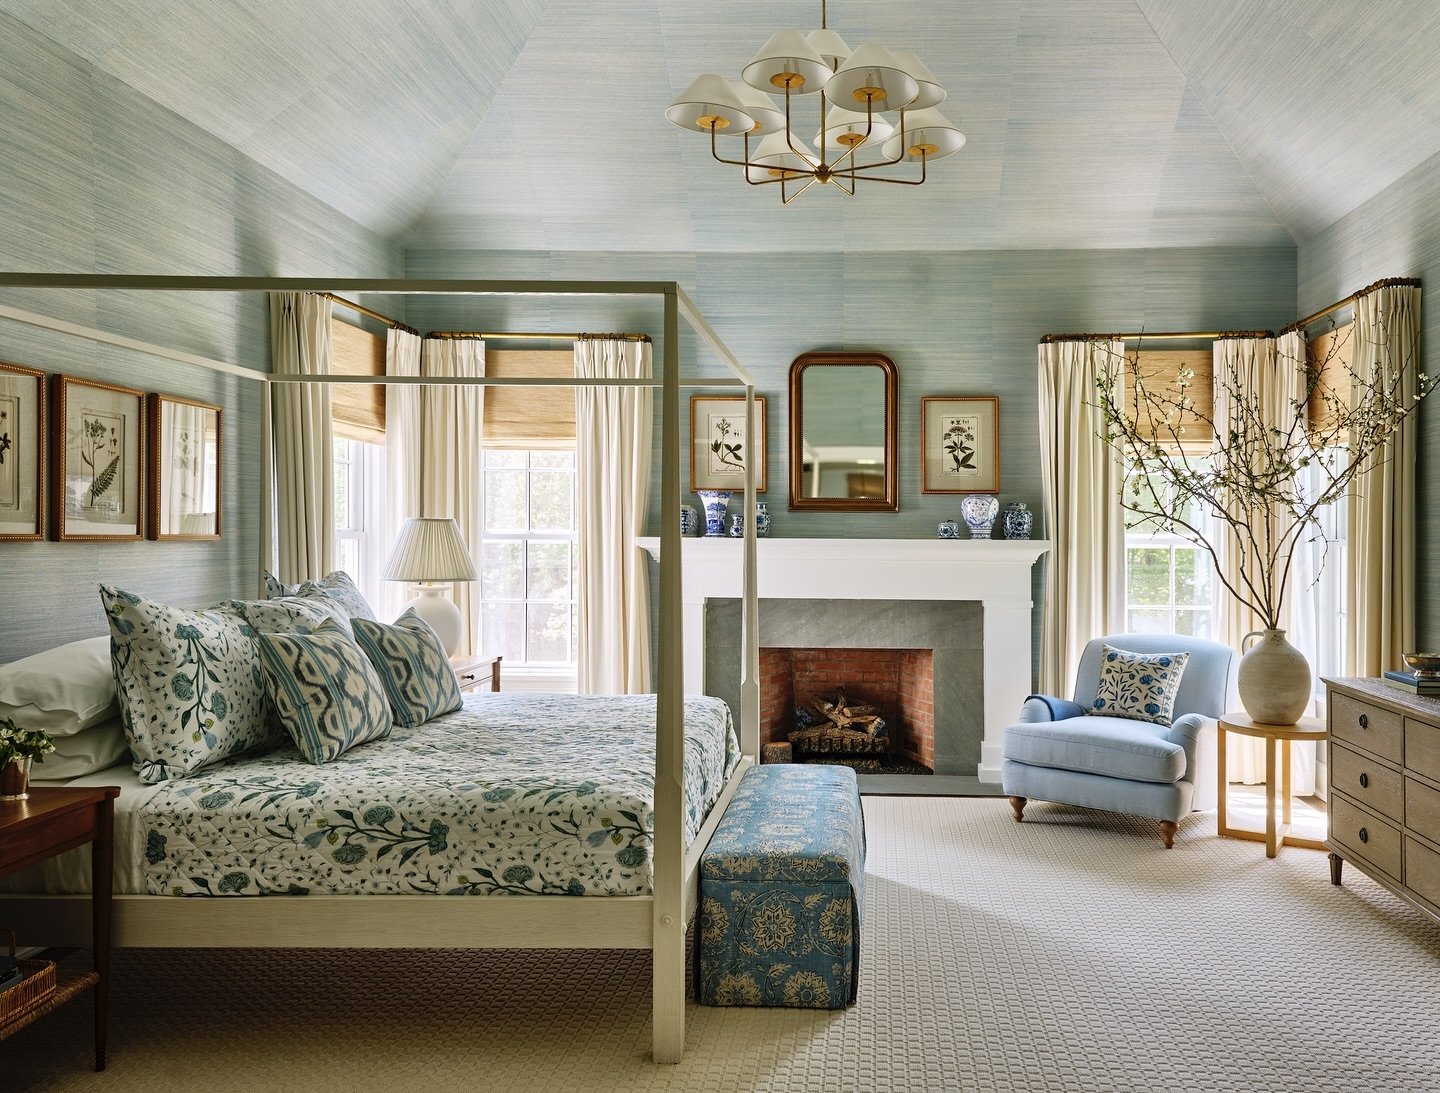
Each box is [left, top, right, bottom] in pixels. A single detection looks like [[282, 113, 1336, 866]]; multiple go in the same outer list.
[[0, 275, 762, 1064]]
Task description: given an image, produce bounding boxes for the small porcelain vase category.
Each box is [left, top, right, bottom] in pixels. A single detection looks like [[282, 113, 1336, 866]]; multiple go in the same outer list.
[[937, 520, 961, 540], [696, 490, 732, 537], [960, 494, 1000, 539], [1237, 628, 1312, 725], [679, 504, 700, 537], [754, 501, 771, 538], [0, 756, 32, 801], [728, 513, 746, 537], [1002, 501, 1034, 540]]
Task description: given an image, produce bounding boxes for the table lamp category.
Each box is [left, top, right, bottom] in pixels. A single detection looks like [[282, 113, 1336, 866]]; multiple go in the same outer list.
[[382, 516, 477, 655]]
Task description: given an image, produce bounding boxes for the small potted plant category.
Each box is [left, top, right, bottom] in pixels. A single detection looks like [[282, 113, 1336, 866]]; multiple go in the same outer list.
[[0, 718, 55, 801]]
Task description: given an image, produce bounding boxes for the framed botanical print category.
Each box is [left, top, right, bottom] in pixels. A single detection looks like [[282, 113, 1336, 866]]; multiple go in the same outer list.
[[0, 361, 45, 540], [148, 393, 221, 540], [921, 396, 1000, 493], [690, 394, 767, 493], [51, 374, 146, 541]]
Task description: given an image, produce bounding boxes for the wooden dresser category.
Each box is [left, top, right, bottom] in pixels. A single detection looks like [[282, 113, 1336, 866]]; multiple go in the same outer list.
[[1325, 677, 1440, 921]]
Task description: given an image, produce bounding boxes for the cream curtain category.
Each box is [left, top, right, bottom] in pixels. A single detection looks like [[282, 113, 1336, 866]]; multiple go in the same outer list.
[[419, 337, 485, 655], [1347, 283, 1421, 676], [1213, 334, 1314, 789], [575, 336, 653, 694], [1037, 338, 1127, 694], [382, 326, 423, 622], [269, 292, 333, 583]]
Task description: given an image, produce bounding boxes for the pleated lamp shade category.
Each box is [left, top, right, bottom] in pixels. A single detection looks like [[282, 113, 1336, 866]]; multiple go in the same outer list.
[[383, 517, 477, 583], [382, 517, 476, 654]]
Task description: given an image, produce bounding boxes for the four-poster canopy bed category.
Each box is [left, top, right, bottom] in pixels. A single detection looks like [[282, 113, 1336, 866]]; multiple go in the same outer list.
[[0, 275, 763, 1064]]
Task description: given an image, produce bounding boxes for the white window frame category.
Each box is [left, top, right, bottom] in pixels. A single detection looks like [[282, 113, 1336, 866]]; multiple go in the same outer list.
[[332, 437, 388, 615], [480, 447, 578, 691]]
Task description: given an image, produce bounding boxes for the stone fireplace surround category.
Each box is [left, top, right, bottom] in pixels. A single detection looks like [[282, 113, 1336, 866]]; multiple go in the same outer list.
[[638, 538, 1049, 781]]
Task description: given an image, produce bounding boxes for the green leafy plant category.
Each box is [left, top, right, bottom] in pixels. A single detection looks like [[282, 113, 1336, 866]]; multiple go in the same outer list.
[[0, 717, 55, 766]]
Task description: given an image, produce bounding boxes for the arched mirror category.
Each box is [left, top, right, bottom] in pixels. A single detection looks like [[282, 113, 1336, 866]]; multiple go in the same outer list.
[[788, 351, 898, 511]]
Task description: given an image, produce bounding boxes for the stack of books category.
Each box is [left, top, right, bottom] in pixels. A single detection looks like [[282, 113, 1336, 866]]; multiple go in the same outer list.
[[1383, 670, 1440, 696]]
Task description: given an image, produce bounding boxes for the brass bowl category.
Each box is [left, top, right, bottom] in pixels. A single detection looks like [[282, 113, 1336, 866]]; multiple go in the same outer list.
[[1401, 652, 1440, 680]]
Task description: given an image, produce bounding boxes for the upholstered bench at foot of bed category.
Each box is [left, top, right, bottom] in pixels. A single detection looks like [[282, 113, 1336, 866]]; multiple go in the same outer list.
[[696, 763, 865, 1010]]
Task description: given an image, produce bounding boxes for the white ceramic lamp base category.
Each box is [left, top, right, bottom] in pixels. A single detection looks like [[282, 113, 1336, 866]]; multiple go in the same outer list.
[[402, 585, 463, 655]]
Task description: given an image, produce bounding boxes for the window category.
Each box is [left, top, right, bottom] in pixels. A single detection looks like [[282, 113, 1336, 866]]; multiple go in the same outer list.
[[480, 449, 577, 669], [1123, 456, 1216, 638], [1295, 446, 1348, 690], [332, 437, 387, 611]]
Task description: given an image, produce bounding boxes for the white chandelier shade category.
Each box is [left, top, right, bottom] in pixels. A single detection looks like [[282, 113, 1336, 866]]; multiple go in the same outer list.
[[816, 105, 895, 150], [824, 43, 918, 109], [664, 74, 755, 134], [881, 107, 967, 162], [665, 1, 963, 202]]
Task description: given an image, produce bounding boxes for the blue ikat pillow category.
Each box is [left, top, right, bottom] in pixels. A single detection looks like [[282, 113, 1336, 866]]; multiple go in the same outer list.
[[1091, 644, 1190, 726]]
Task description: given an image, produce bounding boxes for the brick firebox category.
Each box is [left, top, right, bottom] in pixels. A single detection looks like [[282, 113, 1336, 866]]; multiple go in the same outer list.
[[759, 647, 936, 770]]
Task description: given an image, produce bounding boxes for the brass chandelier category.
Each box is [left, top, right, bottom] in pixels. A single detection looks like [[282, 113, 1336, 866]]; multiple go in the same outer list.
[[664, 1, 964, 203]]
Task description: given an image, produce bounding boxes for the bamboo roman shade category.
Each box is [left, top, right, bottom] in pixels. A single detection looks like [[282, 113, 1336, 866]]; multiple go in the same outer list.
[[1307, 323, 1353, 443], [330, 319, 386, 444], [1122, 348, 1213, 450], [484, 349, 576, 446]]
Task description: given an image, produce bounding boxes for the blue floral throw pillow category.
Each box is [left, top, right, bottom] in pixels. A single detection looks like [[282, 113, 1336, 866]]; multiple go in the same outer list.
[[1091, 645, 1190, 726], [351, 609, 463, 727], [224, 594, 350, 636], [100, 586, 278, 783], [256, 619, 392, 765]]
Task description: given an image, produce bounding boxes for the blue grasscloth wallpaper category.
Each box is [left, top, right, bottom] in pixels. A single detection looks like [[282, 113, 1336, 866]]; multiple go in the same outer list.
[[0, 13, 399, 661]]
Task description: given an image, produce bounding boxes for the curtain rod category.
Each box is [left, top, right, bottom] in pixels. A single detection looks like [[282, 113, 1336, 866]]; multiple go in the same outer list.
[[1039, 330, 1270, 344], [424, 331, 652, 342], [1282, 276, 1422, 335], [319, 291, 418, 334]]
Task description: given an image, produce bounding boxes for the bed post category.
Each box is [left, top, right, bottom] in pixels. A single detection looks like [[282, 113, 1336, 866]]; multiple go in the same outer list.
[[740, 388, 760, 758], [652, 284, 685, 1064]]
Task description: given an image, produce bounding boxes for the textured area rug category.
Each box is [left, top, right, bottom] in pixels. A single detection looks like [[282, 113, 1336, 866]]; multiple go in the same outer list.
[[5, 798, 1440, 1092]]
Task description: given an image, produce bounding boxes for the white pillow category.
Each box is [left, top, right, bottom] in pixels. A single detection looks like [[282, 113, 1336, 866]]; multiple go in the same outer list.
[[0, 636, 119, 736], [35, 719, 130, 780]]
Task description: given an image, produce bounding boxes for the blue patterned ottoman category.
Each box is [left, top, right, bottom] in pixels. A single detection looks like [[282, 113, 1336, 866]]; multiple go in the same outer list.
[[696, 763, 865, 1009]]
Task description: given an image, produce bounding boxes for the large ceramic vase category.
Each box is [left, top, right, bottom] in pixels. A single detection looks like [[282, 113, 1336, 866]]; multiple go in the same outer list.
[[1237, 629, 1312, 725], [695, 490, 732, 537]]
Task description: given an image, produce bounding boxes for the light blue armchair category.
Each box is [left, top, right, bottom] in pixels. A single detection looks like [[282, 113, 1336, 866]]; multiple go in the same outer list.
[[1002, 633, 1237, 848]]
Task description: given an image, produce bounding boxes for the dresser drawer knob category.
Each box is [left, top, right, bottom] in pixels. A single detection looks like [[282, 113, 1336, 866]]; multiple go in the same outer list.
[[1358, 713, 1368, 729], [1359, 772, 1369, 789], [1359, 827, 1369, 844]]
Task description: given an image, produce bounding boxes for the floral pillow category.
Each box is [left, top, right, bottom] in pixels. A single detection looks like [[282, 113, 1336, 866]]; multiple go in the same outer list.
[[1091, 645, 1190, 726], [256, 619, 392, 765], [350, 609, 463, 727], [100, 586, 280, 783]]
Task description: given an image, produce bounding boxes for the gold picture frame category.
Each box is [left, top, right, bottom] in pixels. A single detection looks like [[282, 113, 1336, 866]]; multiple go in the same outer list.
[[0, 360, 45, 541], [690, 394, 767, 493], [148, 393, 221, 540], [921, 395, 1000, 494], [51, 374, 146, 541]]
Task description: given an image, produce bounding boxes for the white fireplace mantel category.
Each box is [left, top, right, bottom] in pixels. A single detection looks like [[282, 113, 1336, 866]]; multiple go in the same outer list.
[[637, 537, 1049, 782]]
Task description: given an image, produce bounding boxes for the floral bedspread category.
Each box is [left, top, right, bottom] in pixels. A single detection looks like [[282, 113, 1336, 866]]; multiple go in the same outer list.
[[138, 693, 739, 897]]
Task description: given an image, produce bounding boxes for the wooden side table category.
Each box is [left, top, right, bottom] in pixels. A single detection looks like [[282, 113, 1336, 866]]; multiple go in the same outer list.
[[1216, 712, 1326, 858], [451, 652, 502, 694], [0, 786, 120, 1070]]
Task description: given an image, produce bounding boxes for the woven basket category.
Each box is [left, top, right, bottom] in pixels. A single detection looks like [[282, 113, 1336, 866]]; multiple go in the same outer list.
[[0, 930, 56, 1030]]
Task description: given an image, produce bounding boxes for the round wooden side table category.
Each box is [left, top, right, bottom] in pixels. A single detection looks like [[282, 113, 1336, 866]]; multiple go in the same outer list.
[[1216, 712, 1327, 858]]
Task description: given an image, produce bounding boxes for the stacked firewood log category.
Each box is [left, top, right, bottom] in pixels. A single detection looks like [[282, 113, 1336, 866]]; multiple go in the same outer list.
[[788, 688, 890, 772]]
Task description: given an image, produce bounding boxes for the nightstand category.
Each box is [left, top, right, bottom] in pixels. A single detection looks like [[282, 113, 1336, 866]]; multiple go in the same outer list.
[[451, 652, 503, 693], [0, 786, 120, 1071]]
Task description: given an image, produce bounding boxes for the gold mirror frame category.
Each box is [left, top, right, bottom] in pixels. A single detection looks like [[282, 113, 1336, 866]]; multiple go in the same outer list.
[[787, 350, 899, 512]]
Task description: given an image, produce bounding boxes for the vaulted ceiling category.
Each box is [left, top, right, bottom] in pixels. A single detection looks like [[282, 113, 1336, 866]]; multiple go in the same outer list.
[[6, 0, 1440, 254]]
